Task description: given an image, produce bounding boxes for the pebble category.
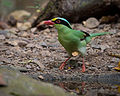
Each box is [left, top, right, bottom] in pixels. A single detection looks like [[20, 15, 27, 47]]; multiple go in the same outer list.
[[32, 59, 45, 70], [31, 27, 37, 33], [40, 42, 48, 47], [0, 30, 17, 38], [41, 50, 51, 57], [8, 10, 31, 21], [17, 22, 31, 30], [26, 43, 35, 48], [35, 43, 42, 49], [18, 31, 29, 37], [9, 28, 19, 34], [38, 75, 44, 80], [89, 67, 98, 71], [0, 62, 4, 65], [5, 39, 28, 47], [107, 65, 114, 71], [83, 17, 100, 28], [0, 35, 5, 40], [26, 65, 32, 69], [44, 28, 50, 33], [18, 41, 28, 47]]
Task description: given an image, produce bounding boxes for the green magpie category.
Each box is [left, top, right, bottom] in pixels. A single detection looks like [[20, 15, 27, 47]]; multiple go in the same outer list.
[[43, 17, 110, 72]]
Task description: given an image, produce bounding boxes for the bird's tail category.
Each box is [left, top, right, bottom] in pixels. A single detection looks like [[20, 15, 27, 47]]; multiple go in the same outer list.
[[90, 32, 112, 37]]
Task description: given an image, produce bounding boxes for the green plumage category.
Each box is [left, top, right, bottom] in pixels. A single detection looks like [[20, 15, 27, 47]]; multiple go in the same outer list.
[[54, 24, 110, 56], [44, 17, 112, 71]]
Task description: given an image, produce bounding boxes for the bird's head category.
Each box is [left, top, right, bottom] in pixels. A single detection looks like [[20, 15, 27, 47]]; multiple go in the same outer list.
[[44, 17, 72, 29]]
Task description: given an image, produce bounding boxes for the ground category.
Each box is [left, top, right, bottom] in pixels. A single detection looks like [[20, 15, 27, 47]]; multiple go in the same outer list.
[[0, 21, 120, 95]]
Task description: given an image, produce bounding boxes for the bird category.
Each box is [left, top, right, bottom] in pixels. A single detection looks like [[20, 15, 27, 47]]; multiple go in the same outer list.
[[43, 17, 111, 72]]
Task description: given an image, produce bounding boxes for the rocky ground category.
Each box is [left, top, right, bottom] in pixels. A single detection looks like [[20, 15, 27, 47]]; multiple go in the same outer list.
[[0, 14, 120, 95]]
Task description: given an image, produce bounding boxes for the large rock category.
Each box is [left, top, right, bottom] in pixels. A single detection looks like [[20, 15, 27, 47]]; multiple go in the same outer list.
[[32, 0, 120, 27], [0, 66, 75, 96]]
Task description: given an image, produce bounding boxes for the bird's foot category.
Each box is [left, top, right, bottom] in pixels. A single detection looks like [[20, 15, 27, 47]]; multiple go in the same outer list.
[[59, 63, 66, 70], [81, 57, 85, 72], [81, 64, 85, 72], [59, 57, 71, 70]]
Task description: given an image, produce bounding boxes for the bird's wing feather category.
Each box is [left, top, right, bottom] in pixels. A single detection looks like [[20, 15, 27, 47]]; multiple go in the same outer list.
[[71, 30, 90, 56], [72, 30, 90, 40], [78, 40, 87, 56]]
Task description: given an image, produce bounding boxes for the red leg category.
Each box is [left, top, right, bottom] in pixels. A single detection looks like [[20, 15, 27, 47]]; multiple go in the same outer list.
[[81, 57, 85, 72], [59, 57, 71, 70], [81, 82, 85, 93]]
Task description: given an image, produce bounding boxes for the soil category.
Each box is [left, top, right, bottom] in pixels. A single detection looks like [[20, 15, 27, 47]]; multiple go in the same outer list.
[[0, 21, 120, 95]]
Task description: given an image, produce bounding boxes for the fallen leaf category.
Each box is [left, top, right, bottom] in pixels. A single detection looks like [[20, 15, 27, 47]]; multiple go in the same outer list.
[[72, 51, 79, 56], [113, 61, 120, 72]]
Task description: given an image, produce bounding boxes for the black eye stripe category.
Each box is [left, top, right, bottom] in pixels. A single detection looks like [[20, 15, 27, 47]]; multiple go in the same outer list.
[[53, 19, 72, 29]]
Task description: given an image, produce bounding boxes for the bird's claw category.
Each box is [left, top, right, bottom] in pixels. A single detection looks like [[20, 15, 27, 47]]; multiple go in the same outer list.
[[81, 64, 85, 72], [59, 63, 65, 70]]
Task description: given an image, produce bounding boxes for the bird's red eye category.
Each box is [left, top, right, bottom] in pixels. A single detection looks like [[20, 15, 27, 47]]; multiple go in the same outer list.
[[56, 20, 61, 23]]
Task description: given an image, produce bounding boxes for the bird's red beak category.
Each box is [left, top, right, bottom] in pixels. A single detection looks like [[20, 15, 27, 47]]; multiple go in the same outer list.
[[43, 20, 55, 25]]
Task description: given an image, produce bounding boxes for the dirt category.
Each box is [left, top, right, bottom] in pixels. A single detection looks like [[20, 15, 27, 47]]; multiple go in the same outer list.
[[0, 21, 120, 95]]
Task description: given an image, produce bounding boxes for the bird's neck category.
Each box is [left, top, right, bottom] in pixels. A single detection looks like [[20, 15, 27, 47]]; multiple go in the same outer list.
[[54, 24, 72, 35]]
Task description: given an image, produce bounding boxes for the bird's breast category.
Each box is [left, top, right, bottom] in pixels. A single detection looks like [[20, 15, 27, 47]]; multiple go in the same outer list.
[[58, 34, 80, 55]]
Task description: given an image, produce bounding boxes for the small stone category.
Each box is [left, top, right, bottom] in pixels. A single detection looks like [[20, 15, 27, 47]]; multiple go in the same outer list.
[[0, 30, 17, 38], [5, 39, 18, 46], [98, 88, 105, 93], [18, 31, 29, 37], [23, 22, 31, 29], [41, 50, 51, 57], [83, 17, 100, 28], [100, 44, 110, 52], [9, 28, 19, 34], [17, 22, 31, 30], [8, 10, 31, 21], [31, 27, 37, 33], [17, 22, 23, 28], [35, 43, 42, 49], [6, 33, 17, 38], [0, 62, 4, 65], [26, 65, 32, 69], [116, 32, 120, 37], [0, 35, 5, 40], [38, 75, 44, 80], [17, 41, 27, 47], [40, 42, 48, 47], [89, 67, 98, 71], [26, 43, 35, 48], [44, 28, 50, 33], [32, 59, 45, 70], [107, 65, 114, 71]]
